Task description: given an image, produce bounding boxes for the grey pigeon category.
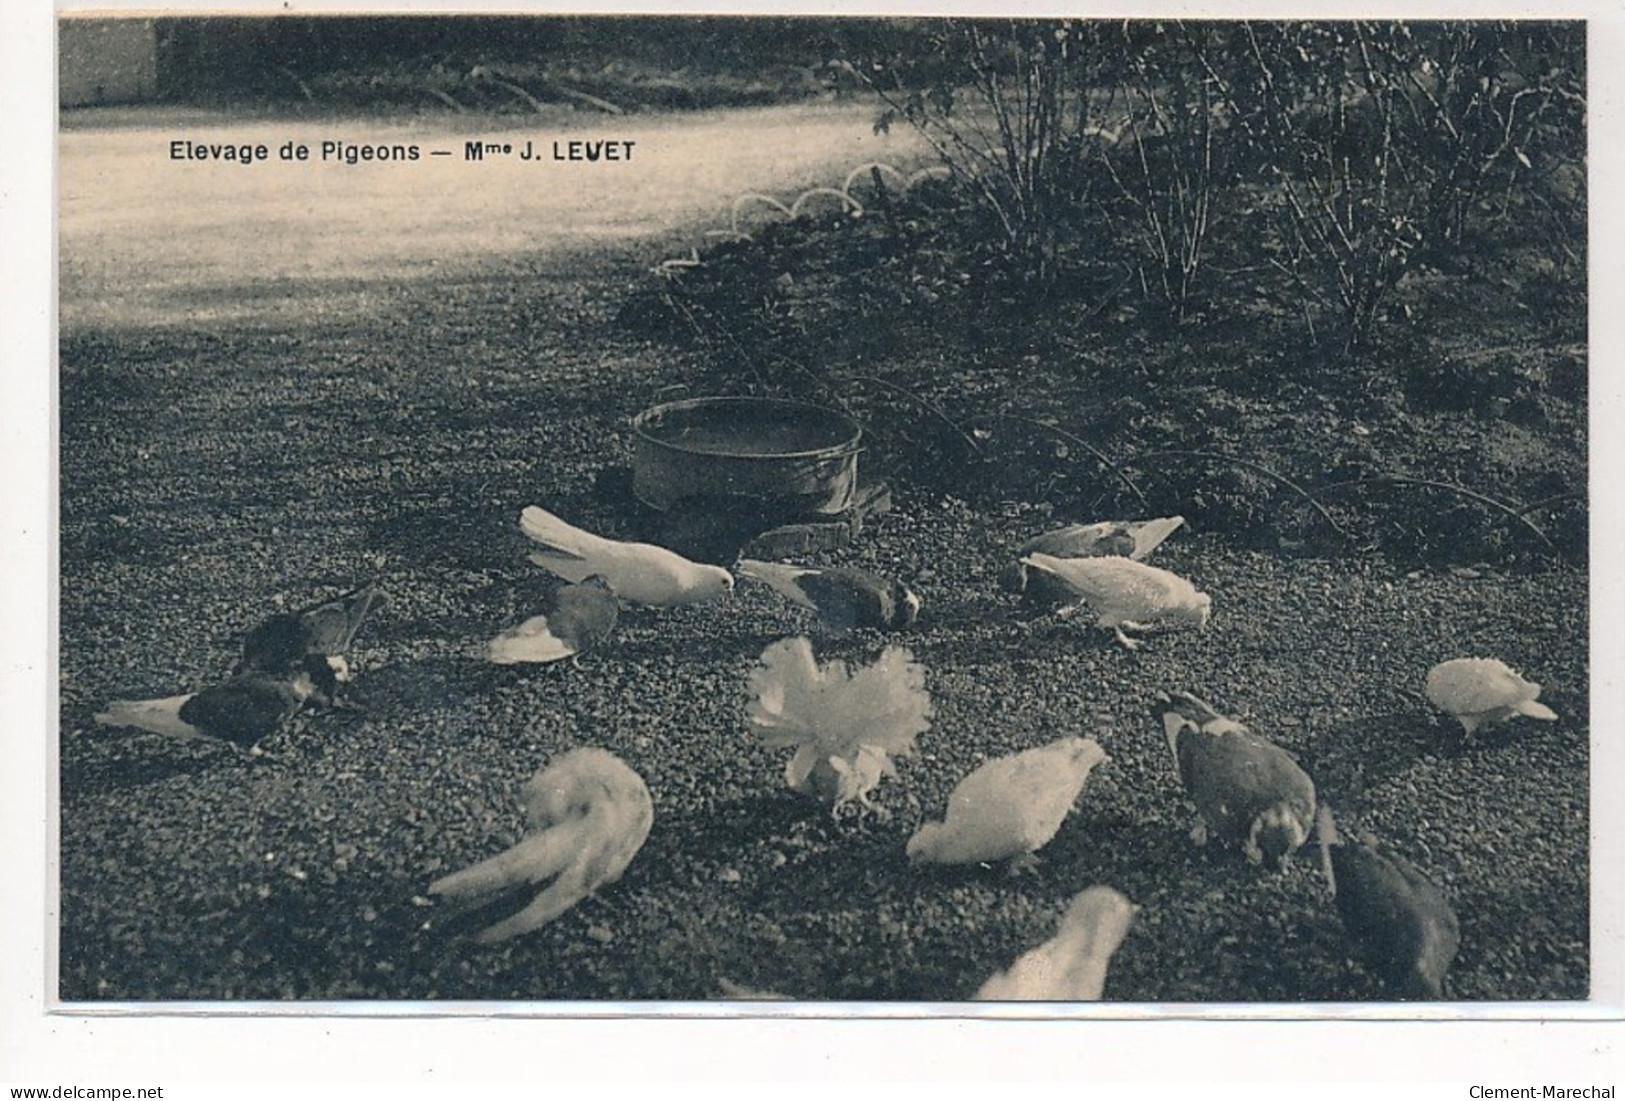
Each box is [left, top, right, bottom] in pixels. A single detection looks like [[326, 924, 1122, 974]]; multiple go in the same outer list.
[[487, 576, 619, 665], [94, 655, 339, 748], [237, 578, 386, 688], [1318, 806, 1460, 999], [1156, 691, 1317, 867], [737, 559, 921, 632]]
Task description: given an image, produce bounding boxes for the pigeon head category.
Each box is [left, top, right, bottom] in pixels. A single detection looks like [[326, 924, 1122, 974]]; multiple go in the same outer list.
[[892, 582, 924, 629], [1154, 690, 1221, 728], [1247, 803, 1311, 866], [1155, 697, 1190, 771], [688, 564, 736, 601], [296, 653, 342, 706], [1184, 591, 1213, 628], [905, 821, 946, 865]]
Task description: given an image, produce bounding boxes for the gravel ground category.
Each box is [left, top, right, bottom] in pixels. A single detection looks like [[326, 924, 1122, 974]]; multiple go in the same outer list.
[[57, 250, 1588, 1004]]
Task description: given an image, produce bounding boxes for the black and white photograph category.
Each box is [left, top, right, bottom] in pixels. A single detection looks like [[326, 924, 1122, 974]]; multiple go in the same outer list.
[[37, 2, 1610, 1029]]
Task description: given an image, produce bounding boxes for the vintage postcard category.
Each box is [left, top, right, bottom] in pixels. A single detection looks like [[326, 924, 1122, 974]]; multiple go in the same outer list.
[[12, 0, 1625, 1084]]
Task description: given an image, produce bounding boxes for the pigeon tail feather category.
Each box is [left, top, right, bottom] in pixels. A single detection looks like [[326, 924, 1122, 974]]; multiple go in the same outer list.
[[428, 823, 582, 900], [485, 614, 574, 665], [1129, 515, 1186, 559], [736, 560, 817, 610], [94, 695, 203, 740], [1316, 805, 1341, 895], [1515, 699, 1559, 721], [472, 869, 592, 944], [746, 637, 930, 794], [520, 506, 597, 559]]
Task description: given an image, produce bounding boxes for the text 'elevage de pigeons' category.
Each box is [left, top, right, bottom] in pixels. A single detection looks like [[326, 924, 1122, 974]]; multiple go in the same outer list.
[[167, 138, 638, 165]]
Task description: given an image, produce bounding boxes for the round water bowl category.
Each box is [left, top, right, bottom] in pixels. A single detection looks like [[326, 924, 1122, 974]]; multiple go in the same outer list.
[[632, 397, 863, 514]]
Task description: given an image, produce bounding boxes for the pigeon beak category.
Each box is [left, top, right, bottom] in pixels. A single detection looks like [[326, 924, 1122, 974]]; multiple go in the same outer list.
[[1160, 712, 1186, 770]]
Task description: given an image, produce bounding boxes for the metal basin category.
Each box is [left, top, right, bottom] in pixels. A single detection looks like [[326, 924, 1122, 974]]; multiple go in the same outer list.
[[631, 397, 863, 514]]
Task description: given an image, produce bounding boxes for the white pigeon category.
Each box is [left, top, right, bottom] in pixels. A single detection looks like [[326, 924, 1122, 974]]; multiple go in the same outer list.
[[1001, 515, 1186, 598], [429, 747, 654, 944], [520, 505, 734, 607], [1019, 515, 1185, 561], [974, 886, 1140, 1001], [1020, 553, 1210, 649], [745, 636, 932, 816], [906, 736, 1109, 866], [1425, 657, 1558, 737]]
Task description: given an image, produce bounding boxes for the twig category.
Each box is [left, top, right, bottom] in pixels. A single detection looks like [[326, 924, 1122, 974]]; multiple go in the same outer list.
[[1130, 449, 1348, 539], [968, 413, 1149, 510], [1517, 490, 1581, 517], [485, 76, 548, 114], [424, 87, 466, 113], [853, 376, 984, 458], [1319, 475, 1556, 550]]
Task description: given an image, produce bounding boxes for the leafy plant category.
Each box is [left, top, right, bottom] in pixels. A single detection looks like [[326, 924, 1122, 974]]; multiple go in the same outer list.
[[1208, 21, 1584, 350], [846, 20, 1122, 287]]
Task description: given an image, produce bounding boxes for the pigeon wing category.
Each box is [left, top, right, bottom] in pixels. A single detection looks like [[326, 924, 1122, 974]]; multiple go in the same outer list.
[[1019, 522, 1128, 559], [1426, 658, 1536, 715], [486, 613, 574, 665], [1025, 555, 1192, 625], [548, 580, 620, 653], [1177, 727, 1313, 846], [297, 579, 386, 654], [237, 613, 318, 674], [737, 560, 821, 612], [944, 743, 1092, 858], [1331, 842, 1459, 997], [935, 763, 1043, 862], [795, 568, 892, 631], [178, 675, 304, 746]]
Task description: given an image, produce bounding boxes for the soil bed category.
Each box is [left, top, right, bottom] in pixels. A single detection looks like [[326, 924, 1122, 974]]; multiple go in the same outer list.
[[58, 232, 1587, 1002]]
